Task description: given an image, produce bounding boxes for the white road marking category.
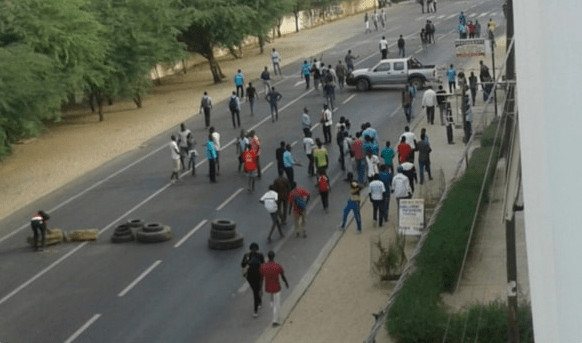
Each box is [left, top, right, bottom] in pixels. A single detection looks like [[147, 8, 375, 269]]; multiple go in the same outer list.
[[63, 313, 102, 343], [261, 161, 274, 174], [342, 94, 357, 105], [437, 15, 445, 19], [310, 123, 320, 131], [294, 80, 304, 87], [446, 13, 457, 20], [174, 219, 208, 248], [216, 188, 245, 211], [118, 260, 162, 297], [479, 12, 489, 18], [390, 105, 403, 118]]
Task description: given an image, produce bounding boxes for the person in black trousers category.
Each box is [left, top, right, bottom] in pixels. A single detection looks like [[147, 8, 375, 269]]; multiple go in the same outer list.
[[241, 243, 265, 318], [30, 210, 50, 251]]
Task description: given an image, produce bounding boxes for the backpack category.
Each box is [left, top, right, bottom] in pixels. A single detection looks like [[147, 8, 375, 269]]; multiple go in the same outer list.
[[201, 96, 209, 108], [322, 69, 333, 84], [318, 176, 329, 192], [229, 96, 237, 111], [294, 194, 307, 210]]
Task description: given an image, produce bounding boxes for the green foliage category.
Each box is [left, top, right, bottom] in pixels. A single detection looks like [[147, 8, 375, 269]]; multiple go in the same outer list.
[[385, 121, 529, 342], [239, 0, 294, 51]]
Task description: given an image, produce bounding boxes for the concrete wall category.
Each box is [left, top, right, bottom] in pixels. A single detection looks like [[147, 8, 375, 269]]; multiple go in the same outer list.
[[514, 0, 582, 342]]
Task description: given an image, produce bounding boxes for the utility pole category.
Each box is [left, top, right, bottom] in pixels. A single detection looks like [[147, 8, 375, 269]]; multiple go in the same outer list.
[[489, 29, 498, 117]]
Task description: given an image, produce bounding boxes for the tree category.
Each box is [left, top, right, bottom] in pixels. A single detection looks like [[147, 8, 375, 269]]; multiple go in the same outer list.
[[239, 0, 294, 53], [179, 0, 255, 83], [88, 0, 188, 120]]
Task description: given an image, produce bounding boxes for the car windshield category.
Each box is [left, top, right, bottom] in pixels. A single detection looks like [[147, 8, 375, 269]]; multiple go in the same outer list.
[[408, 57, 424, 69]]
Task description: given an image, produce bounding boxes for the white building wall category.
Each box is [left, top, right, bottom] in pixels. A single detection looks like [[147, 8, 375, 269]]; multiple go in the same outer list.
[[514, 0, 582, 341]]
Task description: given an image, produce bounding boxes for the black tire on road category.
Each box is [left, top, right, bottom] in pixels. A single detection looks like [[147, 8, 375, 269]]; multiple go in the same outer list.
[[356, 78, 370, 91], [127, 219, 145, 229], [210, 227, 237, 240], [111, 232, 135, 243], [142, 223, 164, 233], [208, 233, 244, 250], [211, 219, 236, 231], [136, 226, 172, 243], [114, 224, 132, 235]]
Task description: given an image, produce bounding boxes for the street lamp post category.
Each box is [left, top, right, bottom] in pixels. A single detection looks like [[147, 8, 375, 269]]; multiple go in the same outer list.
[[489, 30, 499, 117]]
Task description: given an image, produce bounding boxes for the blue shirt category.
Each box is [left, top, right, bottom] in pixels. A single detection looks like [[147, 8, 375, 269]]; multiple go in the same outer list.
[[363, 141, 379, 156], [283, 151, 294, 167], [362, 128, 378, 144], [378, 171, 393, 192], [234, 73, 244, 86], [206, 141, 217, 159], [302, 63, 311, 76], [447, 68, 457, 82]]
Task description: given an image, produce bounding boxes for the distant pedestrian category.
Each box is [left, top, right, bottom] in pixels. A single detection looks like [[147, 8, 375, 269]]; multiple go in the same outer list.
[[321, 104, 333, 144], [381, 141, 395, 174], [337, 124, 347, 171], [468, 72, 478, 106], [178, 123, 191, 170], [249, 130, 262, 178], [339, 182, 362, 233], [416, 132, 433, 184], [369, 175, 387, 227], [365, 150, 380, 181], [301, 60, 311, 90], [447, 64, 457, 93], [380, 9, 386, 29], [169, 135, 181, 184], [420, 0, 426, 13], [402, 84, 413, 123], [261, 186, 284, 242], [200, 91, 212, 128], [421, 86, 437, 125], [303, 131, 315, 176], [261, 66, 271, 94], [266, 87, 282, 122], [378, 164, 392, 222], [187, 133, 197, 176], [335, 60, 347, 89], [246, 82, 256, 116], [313, 138, 329, 175], [302, 107, 312, 136], [364, 13, 371, 34], [392, 166, 412, 210], [479, 60, 493, 101], [30, 210, 50, 251], [273, 176, 291, 225], [397, 136, 413, 164], [344, 50, 358, 72], [243, 144, 258, 192], [475, 19, 481, 38], [311, 59, 321, 92], [288, 182, 310, 238], [276, 141, 286, 177], [397, 35, 405, 57], [379, 36, 389, 59], [351, 132, 365, 184], [459, 11, 466, 25], [487, 18, 496, 33], [427, 20, 436, 44], [373, 10, 379, 31], [283, 144, 300, 186], [228, 92, 241, 128], [259, 251, 289, 326], [209, 127, 221, 174], [316, 170, 331, 212], [401, 161, 418, 193], [463, 95, 473, 142], [436, 85, 448, 125], [206, 134, 217, 183], [446, 104, 455, 144], [241, 243, 265, 318], [433, 0, 437, 12], [468, 21, 475, 38], [236, 129, 249, 172], [234, 69, 245, 98], [271, 48, 282, 76]]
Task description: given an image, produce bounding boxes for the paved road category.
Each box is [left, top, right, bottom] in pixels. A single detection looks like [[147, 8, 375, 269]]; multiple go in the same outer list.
[[0, 1, 503, 342]]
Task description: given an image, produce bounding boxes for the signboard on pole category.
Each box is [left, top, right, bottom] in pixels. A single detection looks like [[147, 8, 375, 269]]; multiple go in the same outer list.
[[398, 199, 424, 236], [455, 38, 486, 57]]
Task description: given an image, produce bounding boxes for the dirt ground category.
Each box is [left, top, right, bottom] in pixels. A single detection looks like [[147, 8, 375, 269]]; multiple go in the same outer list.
[[0, 13, 368, 222]]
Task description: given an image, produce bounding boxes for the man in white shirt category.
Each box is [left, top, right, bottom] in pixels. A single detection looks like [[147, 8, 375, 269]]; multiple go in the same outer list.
[[271, 48, 282, 76], [302, 107, 311, 136], [379, 36, 389, 59], [365, 150, 380, 180], [178, 123, 191, 170], [261, 185, 284, 242], [303, 131, 315, 176], [400, 126, 417, 150], [369, 175, 387, 227], [421, 86, 437, 125], [169, 135, 181, 184], [391, 166, 411, 205], [321, 104, 333, 144]]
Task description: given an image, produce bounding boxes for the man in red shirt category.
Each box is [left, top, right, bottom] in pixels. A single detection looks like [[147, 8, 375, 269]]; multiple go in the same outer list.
[[288, 182, 311, 238], [351, 132, 365, 183], [249, 130, 262, 178], [242, 145, 258, 192], [259, 250, 289, 326], [397, 136, 413, 164]]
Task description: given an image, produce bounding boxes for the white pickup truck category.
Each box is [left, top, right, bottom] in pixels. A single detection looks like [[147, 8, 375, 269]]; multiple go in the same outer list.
[[346, 57, 438, 91]]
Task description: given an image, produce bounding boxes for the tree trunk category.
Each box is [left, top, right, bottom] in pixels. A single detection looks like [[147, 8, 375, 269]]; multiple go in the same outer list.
[[97, 95, 104, 122], [294, 11, 299, 32], [228, 46, 240, 59], [277, 19, 282, 38], [258, 35, 265, 54], [182, 59, 187, 74], [133, 94, 142, 108], [207, 54, 224, 83]]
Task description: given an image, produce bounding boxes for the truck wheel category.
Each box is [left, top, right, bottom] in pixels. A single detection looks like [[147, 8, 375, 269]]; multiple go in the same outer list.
[[356, 78, 370, 91], [208, 233, 244, 250], [410, 77, 424, 90], [211, 219, 236, 231]]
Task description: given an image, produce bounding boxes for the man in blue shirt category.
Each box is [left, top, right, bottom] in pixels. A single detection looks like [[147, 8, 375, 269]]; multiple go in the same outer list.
[[234, 69, 245, 98], [283, 144, 299, 186], [378, 164, 392, 222], [447, 64, 457, 93], [301, 60, 311, 90], [206, 134, 218, 183], [380, 141, 395, 174]]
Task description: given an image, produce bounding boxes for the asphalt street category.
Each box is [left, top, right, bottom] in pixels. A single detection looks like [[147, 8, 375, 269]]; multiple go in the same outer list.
[[0, 0, 503, 342]]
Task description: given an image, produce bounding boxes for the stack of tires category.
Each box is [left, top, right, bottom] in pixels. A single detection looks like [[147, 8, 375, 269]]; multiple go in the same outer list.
[[208, 219, 244, 250], [111, 219, 172, 243]]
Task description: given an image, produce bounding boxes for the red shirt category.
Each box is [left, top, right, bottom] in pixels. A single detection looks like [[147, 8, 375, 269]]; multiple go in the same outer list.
[[288, 187, 310, 214], [398, 142, 412, 163], [351, 139, 364, 159], [250, 136, 261, 156], [242, 150, 257, 171], [260, 261, 284, 293]]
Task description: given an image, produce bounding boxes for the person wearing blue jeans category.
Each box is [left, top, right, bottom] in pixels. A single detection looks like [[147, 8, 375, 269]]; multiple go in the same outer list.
[[378, 165, 392, 222], [339, 182, 362, 232]]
